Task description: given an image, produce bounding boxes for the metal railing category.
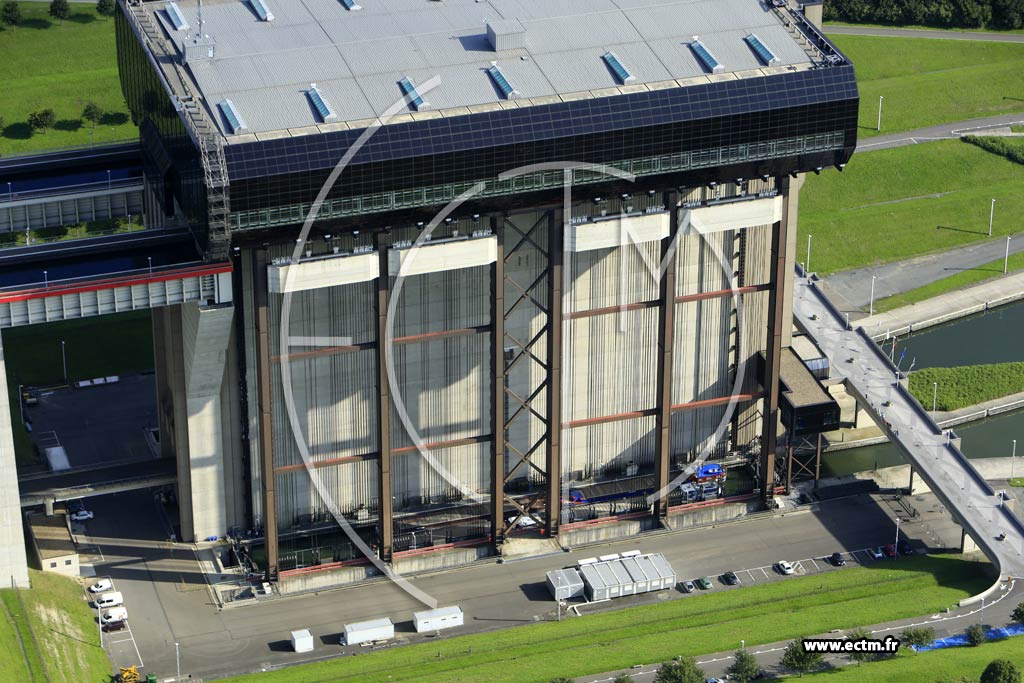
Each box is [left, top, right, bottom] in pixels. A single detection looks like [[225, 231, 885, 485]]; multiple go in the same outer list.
[[1, 178, 142, 204]]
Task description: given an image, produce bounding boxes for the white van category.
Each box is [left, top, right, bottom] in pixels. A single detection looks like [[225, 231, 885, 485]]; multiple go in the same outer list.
[[95, 591, 123, 609], [101, 606, 128, 624]]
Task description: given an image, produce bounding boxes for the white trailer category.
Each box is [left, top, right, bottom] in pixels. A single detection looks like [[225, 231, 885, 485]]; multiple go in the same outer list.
[[342, 617, 394, 645], [413, 605, 464, 633], [291, 629, 314, 653]]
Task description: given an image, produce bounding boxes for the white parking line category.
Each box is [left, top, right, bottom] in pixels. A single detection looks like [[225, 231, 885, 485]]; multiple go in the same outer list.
[[744, 569, 757, 583], [760, 567, 769, 579], [808, 557, 819, 571]]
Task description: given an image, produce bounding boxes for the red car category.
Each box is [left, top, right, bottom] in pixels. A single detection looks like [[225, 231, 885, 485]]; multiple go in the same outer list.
[[882, 544, 897, 558]]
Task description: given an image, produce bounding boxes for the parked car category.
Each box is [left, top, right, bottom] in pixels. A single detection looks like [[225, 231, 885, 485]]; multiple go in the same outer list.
[[680, 580, 696, 593], [776, 560, 795, 575], [721, 571, 740, 586], [696, 576, 713, 590], [70, 510, 94, 522], [869, 547, 884, 560], [101, 607, 127, 624], [102, 619, 127, 633], [95, 591, 123, 609], [88, 579, 112, 594], [830, 552, 847, 567], [897, 539, 914, 556], [882, 544, 897, 558]]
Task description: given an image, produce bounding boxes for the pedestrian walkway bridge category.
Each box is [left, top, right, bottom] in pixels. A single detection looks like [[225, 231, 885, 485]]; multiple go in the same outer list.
[[793, 267, 1024, 582]]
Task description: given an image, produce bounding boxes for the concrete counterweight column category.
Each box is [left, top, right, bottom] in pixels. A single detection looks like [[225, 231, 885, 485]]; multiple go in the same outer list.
[[375, 234, 394, 562], [252, 250, 278, 578], [490, 215, 506, 548], [654, 191, 679, 519], [759, 176, 795, 503], [0, 331, 30, 587], [156, 300, 238, 543], [546, 209, 563, 536]]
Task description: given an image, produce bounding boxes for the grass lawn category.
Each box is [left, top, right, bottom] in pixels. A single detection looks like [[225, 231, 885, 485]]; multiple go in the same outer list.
[[0, 590, 43, 682], [798, 139, 1024, 274], [0, 570, 111, 683], [780, 636, 1024, 681], [873, 250, 1024, 313], [0, 595, 30, 681], [0, 215, 144, 250], [218, 554, 989, 683], [3, 310, 154, 466], [830, 34, 1024, 137], [1012, 125, 1024, 133], [1010, 478, 1024, 486], [0, 3, 135, 155], [825, 20, 1024, 35], [908, 362, 1024, 411]]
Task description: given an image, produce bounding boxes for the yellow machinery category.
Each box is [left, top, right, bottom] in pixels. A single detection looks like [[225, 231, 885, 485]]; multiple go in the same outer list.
[[118, 666, 140, 683]]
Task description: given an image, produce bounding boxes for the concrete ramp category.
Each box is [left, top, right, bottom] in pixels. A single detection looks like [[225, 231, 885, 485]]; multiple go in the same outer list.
[[792, 268, 1024, 585]]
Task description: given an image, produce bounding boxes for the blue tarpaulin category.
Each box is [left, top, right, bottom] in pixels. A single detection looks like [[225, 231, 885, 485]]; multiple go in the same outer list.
[[913, 624, 1024, 652]]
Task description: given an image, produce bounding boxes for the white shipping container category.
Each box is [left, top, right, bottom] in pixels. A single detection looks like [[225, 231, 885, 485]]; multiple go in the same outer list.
[[291, 629, 314, 653], [413, 605, 464, 633], [342, 618, 394, 645]]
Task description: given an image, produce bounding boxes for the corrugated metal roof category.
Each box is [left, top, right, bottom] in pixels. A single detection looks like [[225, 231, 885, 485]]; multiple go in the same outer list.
[[148, 0, 816, 137]]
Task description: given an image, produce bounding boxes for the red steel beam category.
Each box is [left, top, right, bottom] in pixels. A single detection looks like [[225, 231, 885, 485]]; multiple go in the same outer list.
[[0, 262, 233, 304], [674, 283, 770, 304]]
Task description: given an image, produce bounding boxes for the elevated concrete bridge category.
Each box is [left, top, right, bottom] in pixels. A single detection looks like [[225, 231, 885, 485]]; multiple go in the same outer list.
[[793, 268, 1024, 588]]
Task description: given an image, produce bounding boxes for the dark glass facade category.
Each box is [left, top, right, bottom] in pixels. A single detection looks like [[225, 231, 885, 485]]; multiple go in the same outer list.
[[223, 66, 858, 226]]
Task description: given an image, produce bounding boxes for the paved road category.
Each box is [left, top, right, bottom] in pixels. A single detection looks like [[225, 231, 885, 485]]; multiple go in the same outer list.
[[579, 579, 1022, 682], [794, 271, 1024, 579], [828, 24, 1024, 43], [856, 113, 1024, 153], [79, 491, 925, 681], [820, 233, 1024, 315]]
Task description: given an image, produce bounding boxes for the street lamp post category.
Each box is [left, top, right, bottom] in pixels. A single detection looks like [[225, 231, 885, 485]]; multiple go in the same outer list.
[[869, 275, 877, 317], [61, 340, 67, 382], [1012, 439, 1016, 479], [107, 170, 112, 190], [807, 234, 812, 273], [895, 516, 901, 551], [1005, 236, 1011, 274], [176, 642, 181, 682], [877, 96, 883, 132], [148, 257, 153, 274], [989, 198, 995, 237], [933, 382, 938, 412], [43, 270, 48, 288]]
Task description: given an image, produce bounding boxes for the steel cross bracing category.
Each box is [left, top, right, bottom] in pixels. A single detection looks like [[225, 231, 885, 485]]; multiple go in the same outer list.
[[499, 210, 559, 539], [121, 0, 232, 261]]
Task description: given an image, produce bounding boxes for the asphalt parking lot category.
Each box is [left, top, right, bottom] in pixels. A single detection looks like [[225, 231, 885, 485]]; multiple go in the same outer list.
[[69, 490, 965, 681]]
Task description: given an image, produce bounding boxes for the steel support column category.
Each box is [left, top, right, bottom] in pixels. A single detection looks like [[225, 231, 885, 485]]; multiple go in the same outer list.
[[546, 209, 563, 536], [374, 233, 394, 562], [490, 215, 506, 548], [654, 191, 679, 518], [253, 248, 278, 579], [760, 175, 791, 503]]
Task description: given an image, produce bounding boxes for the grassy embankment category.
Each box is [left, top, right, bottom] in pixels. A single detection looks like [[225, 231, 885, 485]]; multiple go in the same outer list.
[[908, 362, 1024, 411]]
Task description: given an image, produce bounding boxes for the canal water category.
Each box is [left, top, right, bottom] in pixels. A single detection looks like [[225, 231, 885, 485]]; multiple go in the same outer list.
[[821, 300, 1024, 477]]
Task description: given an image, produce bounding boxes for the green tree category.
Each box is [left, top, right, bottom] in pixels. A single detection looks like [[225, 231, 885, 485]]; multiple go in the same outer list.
[[1, 0, 21, 30], [49, 0, 69, 24], [965, 623, 987, 647], [28, 109, 56, 134], [653, 657, 706, 683], [780, 639, 824, 677], [82, 102, 104, 128], [846, 627, 873, 665], [900, 626, 935, 651], [726, 648, 760, 683], [981, 659, 1022, 683], [1011, 602, 1024, 627], [96, 0, 114, 18]]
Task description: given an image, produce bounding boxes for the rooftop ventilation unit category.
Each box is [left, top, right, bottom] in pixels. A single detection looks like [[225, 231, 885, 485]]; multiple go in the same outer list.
[[486, 63, 517, 99], [689, 38, 724, 74], [744, 33, 778, 66], [602, 51, 634, 84], [165, 1, 189, 31], [307, 84, 337, 122], [249, 0, 274, 21], [340, 0, 362, 10], [218, 99, 248, 134], [398, 77, 428, 110], [486, 19, 526, 51]]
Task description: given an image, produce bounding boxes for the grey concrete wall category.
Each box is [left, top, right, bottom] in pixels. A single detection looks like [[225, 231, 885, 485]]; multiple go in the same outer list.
[[560, 516, 659, 547], [781, 174, 803, 348], [662, 499, 763, 530], [156, 302, 240, 541], [0, 331, 30, 587]]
